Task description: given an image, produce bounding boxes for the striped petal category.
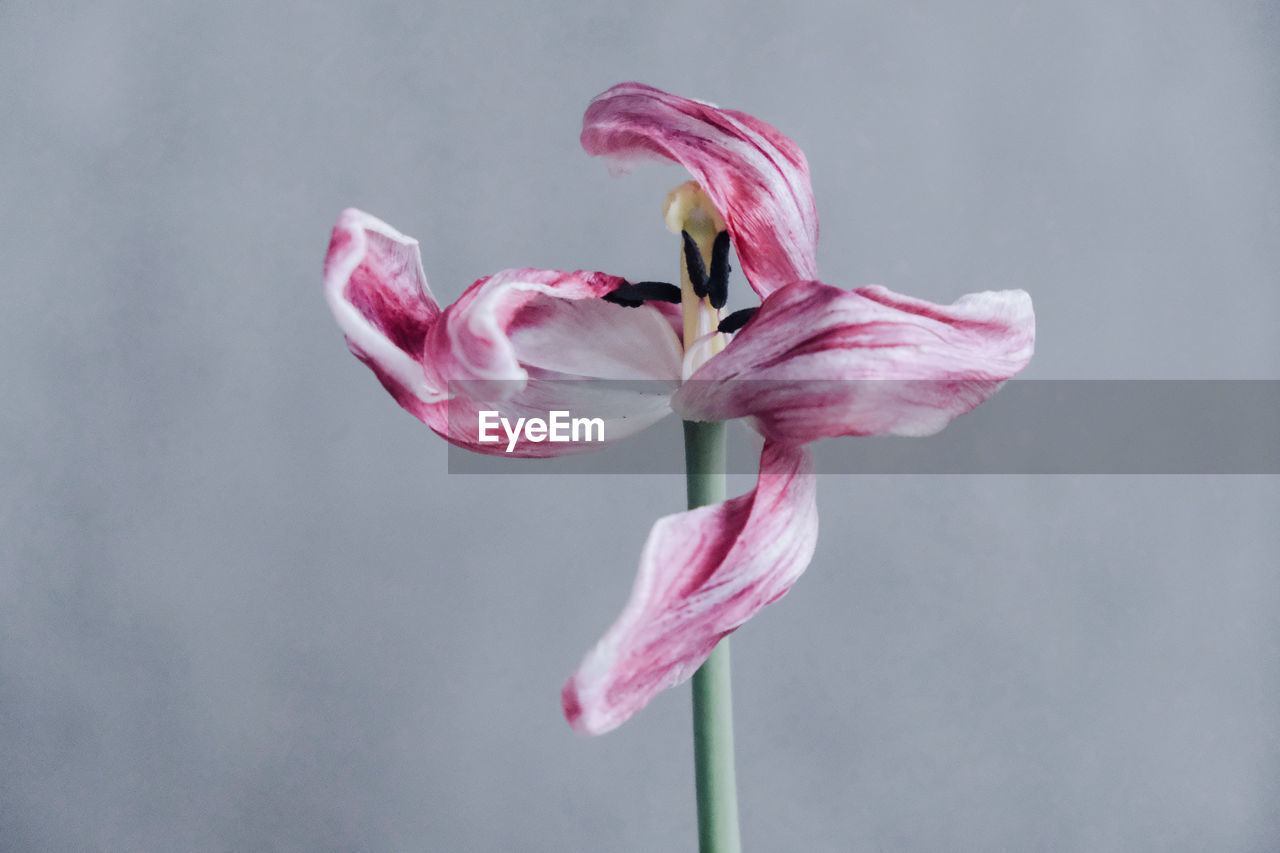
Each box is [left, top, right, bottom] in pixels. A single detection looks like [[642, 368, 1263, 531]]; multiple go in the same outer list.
[[324, 209, 682, 456], [425, 268, 683, 389], [582, 82, 819, 298], [324, 208, 447, 414], [562, 441, 818, 735], [673, 281, 1035, 442]]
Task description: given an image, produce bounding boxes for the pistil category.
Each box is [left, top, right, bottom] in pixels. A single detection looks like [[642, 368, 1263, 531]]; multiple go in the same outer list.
[[664, 182, 728, 367]]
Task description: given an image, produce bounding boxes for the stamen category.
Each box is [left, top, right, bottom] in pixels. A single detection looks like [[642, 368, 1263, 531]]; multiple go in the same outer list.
[[682, 231, 710, 298], [707, 231, 731, 309], [603, 281, 683, 307], [717, 307, 757, 334], [663, 181, 729, 362], [628, 281, 683, 303]]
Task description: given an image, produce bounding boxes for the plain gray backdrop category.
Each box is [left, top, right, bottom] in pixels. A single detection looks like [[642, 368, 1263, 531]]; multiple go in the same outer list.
[[3, 1, 1278, 850]]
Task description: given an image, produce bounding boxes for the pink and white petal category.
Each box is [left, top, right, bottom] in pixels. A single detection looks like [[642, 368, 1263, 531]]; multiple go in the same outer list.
[[562, 441, 818, 735], [324, 208, 446, 406], [582, 82, 819, 298], [326, 212, 681, 450], [673, 281, 1035, 443], [423, 267, 683, 392], [410, 267, 684, 455], [507, 293, 685, 382], [644, 297, 685, 347]]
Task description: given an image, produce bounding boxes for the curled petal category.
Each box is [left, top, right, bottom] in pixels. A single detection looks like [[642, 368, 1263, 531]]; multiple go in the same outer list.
[[324, 208, 446, 409], [562, 441, 818, 735], [325, 211, 683, 456], [425, 268, 684, 455], [425, 268, 682, 390], [582, 82, 819, 298], [674, 281, 1036, 442]]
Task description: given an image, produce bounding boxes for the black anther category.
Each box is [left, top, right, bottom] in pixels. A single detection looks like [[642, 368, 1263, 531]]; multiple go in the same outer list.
[[602, 289, 642, 307], [628, 281, 683, 303], [682, 231, 710, 298], [603, 280, 683, 307], [717, 307, 757, 334], [707, 231, 731, 309]]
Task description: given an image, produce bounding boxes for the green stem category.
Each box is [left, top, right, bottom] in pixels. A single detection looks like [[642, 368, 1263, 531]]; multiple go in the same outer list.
[[683, 419, 741, 853]]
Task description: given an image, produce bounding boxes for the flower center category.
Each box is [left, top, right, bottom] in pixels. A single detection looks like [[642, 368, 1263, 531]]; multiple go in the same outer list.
[[664, 181, 728, 372]]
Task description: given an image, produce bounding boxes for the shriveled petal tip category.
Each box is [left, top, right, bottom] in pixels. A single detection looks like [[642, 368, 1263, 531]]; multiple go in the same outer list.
[[673, 281, 1035, 443], [582, 82, 820, 298], [562, 441, 818, 735], [324, 208, 446, 410]]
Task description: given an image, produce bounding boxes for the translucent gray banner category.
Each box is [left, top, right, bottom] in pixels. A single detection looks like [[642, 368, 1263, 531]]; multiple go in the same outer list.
[[444, 380, 1280, 474]]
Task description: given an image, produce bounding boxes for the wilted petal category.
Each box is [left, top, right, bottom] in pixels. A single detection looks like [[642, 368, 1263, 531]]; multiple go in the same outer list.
[[562, 441, 818, 735], [426, 268, 683, 455], [424, 268, 663, 386], [324, 208, 447, 412], [582, 82, 819, 298], [325, 211, 682, 456], [674, 281, 1035, 442]]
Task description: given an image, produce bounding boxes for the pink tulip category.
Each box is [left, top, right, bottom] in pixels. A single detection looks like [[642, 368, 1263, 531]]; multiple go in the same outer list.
[[324, 83, 1034, 735]]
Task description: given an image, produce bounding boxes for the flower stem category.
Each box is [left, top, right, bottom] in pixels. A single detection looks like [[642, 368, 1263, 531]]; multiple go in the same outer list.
[[683, 419, 742, 853]]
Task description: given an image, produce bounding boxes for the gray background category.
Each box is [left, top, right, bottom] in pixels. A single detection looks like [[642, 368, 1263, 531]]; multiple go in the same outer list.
[[3, 1, 1278, 850]]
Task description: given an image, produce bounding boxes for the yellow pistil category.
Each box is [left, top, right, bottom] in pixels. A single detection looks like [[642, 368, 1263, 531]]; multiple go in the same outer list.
[[663, 181, 727, 367]]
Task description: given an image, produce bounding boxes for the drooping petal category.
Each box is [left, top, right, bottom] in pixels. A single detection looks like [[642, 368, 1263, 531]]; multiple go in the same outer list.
[[562, 441, 818, 735], [425, 268, 683, 389], [425, 268, 683, 455], [673, 281, 1035, 443], [582, 82, 819, 298], [324, 208, 447, 412], [324, 209, 683, 456]]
